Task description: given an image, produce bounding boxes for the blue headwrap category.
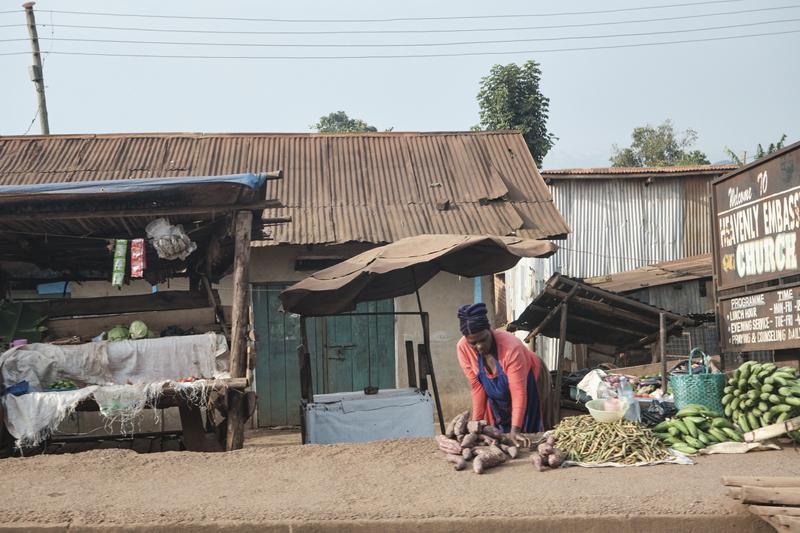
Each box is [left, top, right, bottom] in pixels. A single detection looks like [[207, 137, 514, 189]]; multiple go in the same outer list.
[[458, 303, 490, 336]]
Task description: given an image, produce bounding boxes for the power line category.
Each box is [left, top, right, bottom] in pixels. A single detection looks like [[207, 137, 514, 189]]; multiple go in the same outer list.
[[28, 5, 800, 36], [0, 28, 796, 59], [32, 0, 748, 23], [4, 18, 797, 48]]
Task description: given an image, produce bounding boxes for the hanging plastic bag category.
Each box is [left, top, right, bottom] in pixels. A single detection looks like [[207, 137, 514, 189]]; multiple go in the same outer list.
[[112, 239, 128, 287], [130, 238, 146, 278], [145, 218, 197, 261]]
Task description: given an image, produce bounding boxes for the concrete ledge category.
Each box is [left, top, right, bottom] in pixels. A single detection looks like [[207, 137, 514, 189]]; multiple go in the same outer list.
[[0, 514, 772, 533]]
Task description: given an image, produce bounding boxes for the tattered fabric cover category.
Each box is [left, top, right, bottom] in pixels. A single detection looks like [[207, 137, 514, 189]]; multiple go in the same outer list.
[[0, 333, 228, 446]]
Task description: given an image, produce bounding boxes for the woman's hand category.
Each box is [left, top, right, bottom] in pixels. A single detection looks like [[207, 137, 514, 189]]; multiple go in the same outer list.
[[507, 427, 531, 449]]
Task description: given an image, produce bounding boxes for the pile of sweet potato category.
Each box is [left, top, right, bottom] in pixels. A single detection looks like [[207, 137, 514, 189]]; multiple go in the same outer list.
[[530, 435, 566, 472], [436, 410, 520, 474]]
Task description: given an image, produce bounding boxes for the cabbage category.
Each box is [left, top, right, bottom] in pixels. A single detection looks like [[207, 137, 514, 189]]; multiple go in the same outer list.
[[129, 320, 149, 340], [108, 325, 129, 342]]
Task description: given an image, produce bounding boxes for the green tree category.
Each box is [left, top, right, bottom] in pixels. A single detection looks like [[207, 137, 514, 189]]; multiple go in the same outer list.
[[476, 60, 556, 166], [313, 111, 378, 133], [610, 120, 709, 167], [724, 134, 788, 165]]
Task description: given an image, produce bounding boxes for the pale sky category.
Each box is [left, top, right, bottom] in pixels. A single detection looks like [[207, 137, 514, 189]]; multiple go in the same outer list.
[[1, 0, 798, 168]]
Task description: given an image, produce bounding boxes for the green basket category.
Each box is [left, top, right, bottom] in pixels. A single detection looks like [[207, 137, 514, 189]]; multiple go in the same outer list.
[[670, 348, 726, 414]]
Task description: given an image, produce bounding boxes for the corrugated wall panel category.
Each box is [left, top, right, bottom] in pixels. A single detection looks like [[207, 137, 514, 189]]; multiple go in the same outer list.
[[682, 176, 713, 257], [506, 177, 705, 369]]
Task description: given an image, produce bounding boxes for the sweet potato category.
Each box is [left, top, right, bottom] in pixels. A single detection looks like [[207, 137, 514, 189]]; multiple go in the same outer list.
[[537, 442, 555, 456], [546, 435, 556, 447], [445, 416, 458, 439], [461, 447, 474, 461], [482, 424, 504, 440], [500, 444, 519, 459], [467, 420, 486, 435], [488, 444, 508, 462], [473, 451, 505, 474], [473, 447, 495, 456], [461, 432, 479, 449], [547, 449, 565, 468], [531, 453, 549, 472], [444, 453, 467, 471], [454, 410, 470, 436], [436, 435, 462, 455], [478, 434, 498, 447]]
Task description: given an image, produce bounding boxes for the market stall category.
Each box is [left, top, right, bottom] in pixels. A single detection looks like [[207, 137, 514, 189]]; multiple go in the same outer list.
[[507, 273, 697, 423], [0, 172, 284, 453], [279, 234, 558, 443]]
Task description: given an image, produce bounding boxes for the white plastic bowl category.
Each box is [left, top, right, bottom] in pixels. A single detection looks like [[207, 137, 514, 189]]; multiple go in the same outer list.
[[585, 399, 628, 423]]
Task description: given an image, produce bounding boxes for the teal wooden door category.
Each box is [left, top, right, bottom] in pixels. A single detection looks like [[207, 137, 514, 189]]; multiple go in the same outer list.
[[253, 284, 395, 427]]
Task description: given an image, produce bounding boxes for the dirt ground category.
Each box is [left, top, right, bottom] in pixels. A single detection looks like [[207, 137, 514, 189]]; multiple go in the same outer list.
[[0, 429, 796, 532]]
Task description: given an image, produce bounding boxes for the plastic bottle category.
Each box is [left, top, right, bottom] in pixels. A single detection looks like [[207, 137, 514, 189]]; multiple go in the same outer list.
[[617, 376, 641, 422]]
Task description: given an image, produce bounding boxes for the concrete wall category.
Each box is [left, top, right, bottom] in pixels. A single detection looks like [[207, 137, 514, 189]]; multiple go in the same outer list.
[[394, 273, 495, 423]]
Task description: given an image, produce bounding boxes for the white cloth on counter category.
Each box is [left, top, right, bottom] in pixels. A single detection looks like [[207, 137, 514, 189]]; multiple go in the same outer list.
[[0, 333, 228, 390], [0, 333, 230, 447]]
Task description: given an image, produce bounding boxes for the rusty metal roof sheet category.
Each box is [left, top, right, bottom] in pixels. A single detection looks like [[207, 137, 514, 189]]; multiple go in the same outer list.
[[585, 253, 712, 293], [541, 164, 737, 180], [0, 131, 569, 245]]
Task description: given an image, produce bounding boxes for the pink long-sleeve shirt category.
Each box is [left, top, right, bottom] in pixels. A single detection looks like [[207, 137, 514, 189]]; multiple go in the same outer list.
[[456, 329, 542, 428]]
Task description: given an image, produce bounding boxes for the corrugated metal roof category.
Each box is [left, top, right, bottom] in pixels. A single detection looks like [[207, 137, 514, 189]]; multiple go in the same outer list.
[[0, 131, 569, 245], [541, 164, 737, 179], [584, 253, 712, 293]]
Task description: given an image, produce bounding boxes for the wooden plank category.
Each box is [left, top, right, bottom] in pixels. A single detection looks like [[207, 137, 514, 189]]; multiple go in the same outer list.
[[27, 291, 211, 318], [179, 402, 223, 452], [727, 487, 743, 499], [724, 477, 800, 488], [750, 505, 800, 517], [0, 199, 282, 222], [417, 343, 428, 392], [741, 486, 800, 506], [405, 340, 417, 388], [778, 516, 800, 532], [745, 416, 800, 442], [551, 276, 692, 324], [46, 307, 215, 338], [226, 210, 253, 451], [544, 287, 661, 328]]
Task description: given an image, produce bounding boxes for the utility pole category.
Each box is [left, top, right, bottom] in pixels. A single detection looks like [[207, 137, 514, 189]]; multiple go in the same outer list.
[[23, 2, 49, 134]]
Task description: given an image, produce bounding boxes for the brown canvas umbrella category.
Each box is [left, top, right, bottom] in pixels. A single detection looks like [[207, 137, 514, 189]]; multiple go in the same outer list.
[[280, 234, 557, 316]]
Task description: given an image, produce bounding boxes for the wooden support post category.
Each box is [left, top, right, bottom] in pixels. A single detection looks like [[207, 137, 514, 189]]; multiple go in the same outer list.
[[660, 313, 668, 395], [226, 211, 253, 451], [524, 285, 578, 343], [179, 402, 222, 452], [405, 340, 417, 388], [417, 343, 428, 392], [554, 302, 568, 425]]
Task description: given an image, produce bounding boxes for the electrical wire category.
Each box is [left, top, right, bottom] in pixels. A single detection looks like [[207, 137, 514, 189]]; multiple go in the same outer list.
[[0, 28, 796, 59], [4, 17, 798, 48], [28, 5, 800, 36], [31, 0, 748, 23]]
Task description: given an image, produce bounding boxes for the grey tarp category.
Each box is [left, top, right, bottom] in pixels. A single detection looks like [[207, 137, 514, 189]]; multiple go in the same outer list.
[[279, 234, 557, 316]]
